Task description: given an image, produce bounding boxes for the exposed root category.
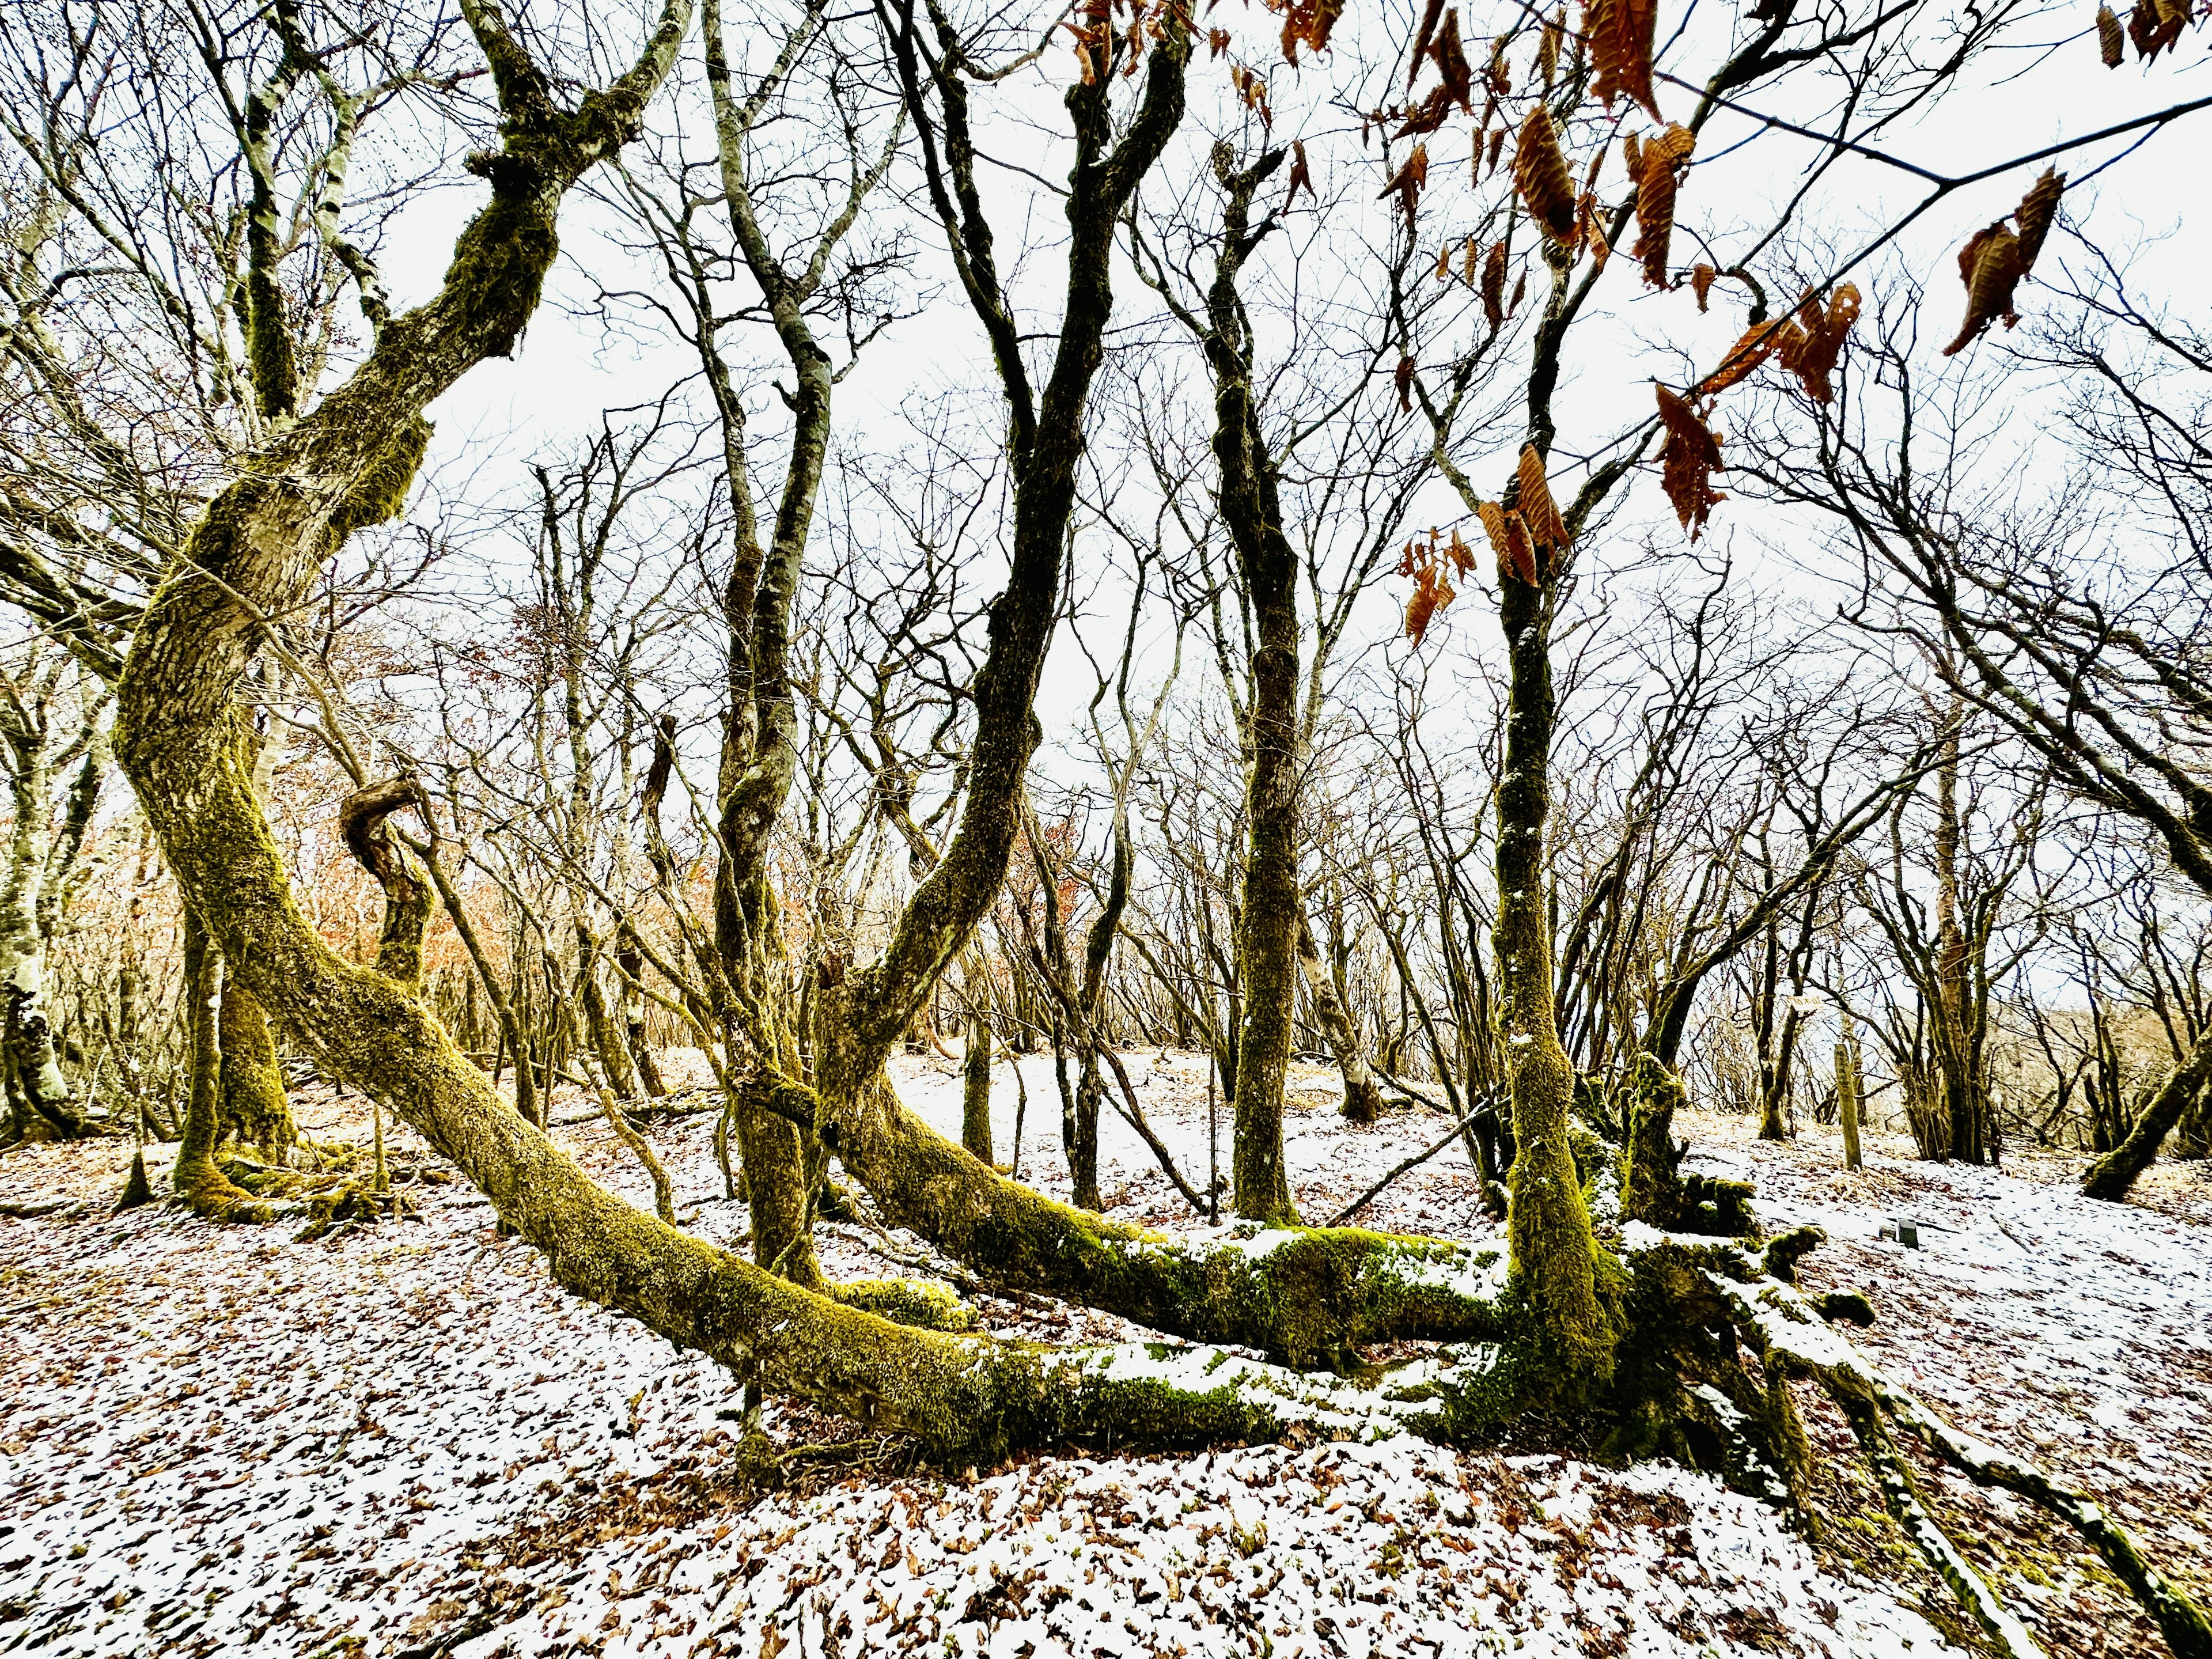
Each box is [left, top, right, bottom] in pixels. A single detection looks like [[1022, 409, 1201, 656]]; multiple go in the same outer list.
[[1669, 1236, 2212, 1659]]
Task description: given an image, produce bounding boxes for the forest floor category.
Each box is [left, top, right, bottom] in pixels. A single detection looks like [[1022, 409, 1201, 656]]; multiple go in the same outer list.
[[2, 1050, 2207, 1659]]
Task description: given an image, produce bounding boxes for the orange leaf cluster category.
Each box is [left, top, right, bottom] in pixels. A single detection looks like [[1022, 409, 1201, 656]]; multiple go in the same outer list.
[[1379, 141, 1430, 227], [1630, 123, 1694, 289], [1275, 0, 1346, 62], [2126, 0, 2194, 60], [1699, 282, 1861, 403], [1941, 167, 2065, 355], [1513, 107, 1578, 244], [1465, 448, 1573, 588], [1398, 528, 1476, 644], [1584, 0, 1663, 122], [1229, 62, 1272, 128], [1516, 445, 1569, 551], [1655, 385, 1724, 539]]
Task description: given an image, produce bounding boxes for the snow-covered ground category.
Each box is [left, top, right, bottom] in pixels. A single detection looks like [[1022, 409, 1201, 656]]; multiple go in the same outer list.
[[1, 1049, 2205, 1658]]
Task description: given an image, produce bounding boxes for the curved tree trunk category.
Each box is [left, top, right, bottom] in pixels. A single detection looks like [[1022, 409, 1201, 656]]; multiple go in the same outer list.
[[1298, 909, 1385, 1124], [2082, 1028, 2212, 1202]]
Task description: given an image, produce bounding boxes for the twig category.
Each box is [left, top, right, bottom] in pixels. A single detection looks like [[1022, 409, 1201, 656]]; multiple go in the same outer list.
[[1326, 1105, 1489, 1228]]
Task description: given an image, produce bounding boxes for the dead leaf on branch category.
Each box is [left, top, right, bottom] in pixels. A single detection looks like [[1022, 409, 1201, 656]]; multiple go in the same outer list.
[[1941, 166, 2064, 355], [1481, 240, 1509, 329], [1631, 123, 1695, 289], [2095, 3, 2125, 63], [1516, 445, 1571, 554], [1396, 354, 1417, 411], [1275, 0, 1346, 62], [1655, 384, 1725, 539], [1585, 0, 1664, 122], [1398, 529, 1471, 643], [1700, 319, 1796, 396], [1777, 282, 1861, 403], [1538, 8, 1565, 87], [1476, 499, 1539, 585], [1408, 0, 1448, 86], [1691, 263, 1717, 310], [1514, 107, 1578, 244], [1283, 139, 1315, 210], [1380, 141, 1431, 226], [1427, 9, 1475, 113]]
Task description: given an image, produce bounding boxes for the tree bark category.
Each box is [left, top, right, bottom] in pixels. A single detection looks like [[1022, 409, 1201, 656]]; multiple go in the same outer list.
[[2082, 1028, 2212, 1202], [1837, 1023, 1864, 1171], [172, 910, 248, 1210], [217, 980, 294, 1156], [1494, 515, 1609, 1377], [962, 1006, 993, 1164], [1199, 149, 1301, 1224], [1299, 910, 1385, 1124]]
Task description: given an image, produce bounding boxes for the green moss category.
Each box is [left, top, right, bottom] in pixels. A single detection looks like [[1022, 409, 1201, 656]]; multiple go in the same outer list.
[[830, 1278, 979, 1332]]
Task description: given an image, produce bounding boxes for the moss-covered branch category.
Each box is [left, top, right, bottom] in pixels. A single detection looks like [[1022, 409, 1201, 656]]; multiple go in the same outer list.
[[763, 1069, 1514, 1369]]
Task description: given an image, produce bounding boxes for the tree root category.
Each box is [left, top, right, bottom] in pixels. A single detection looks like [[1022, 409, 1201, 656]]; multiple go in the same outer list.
[[1666, 1233, 2212, 1659]]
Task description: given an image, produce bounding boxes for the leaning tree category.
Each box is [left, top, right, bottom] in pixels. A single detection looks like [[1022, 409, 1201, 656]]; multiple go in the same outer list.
[[72, 0, 2212, 1654]]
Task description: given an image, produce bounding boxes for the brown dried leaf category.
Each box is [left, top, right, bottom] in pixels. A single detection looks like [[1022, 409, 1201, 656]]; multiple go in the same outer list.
[[1941, 222, 2024, 355], [1516, 445, 1570, 552], [1655, 385, 1725, 539], [2096, 3, 2125, 63], [1691, 262, 1717, 310], [1481, 240, 1508, 329], [1584, 0, 1663, 122], [1486, 32, 1513, 96], [2013, 166, 2064, 274], [1631, 136, 1680, 288], [1435, 241, 1455, 281], [1406, 566, 1455, 643], [1277, 0, 1346, 62], [1464, 234, 1481, 286], [1428, 9, 1475, 113], [1475, 501, 1539, 585], [1396, 85, 1454, 136], [1509, 268, 1528, 315], [1396, 354, 1417, 411], [1380, 141, 1431, 227], [1283, 139, 1315, 210], [1486, 124, 1508, 177], [1514, 106, 1578, 244], [1699, 319, 1797, 396], [1539, 9, 1563, 86], [1775, 283, 1861, 404], [1409, 0, 1448, 86]]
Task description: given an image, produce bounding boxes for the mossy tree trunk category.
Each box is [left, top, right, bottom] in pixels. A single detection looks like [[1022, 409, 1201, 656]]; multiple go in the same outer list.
[[2082, 1027, 2212, 1202], [962, 1005, 993, 1164], [216, 981, 294, 1156], [1194, 146, 1301, 1224], [172, 909, 248, 1210]]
